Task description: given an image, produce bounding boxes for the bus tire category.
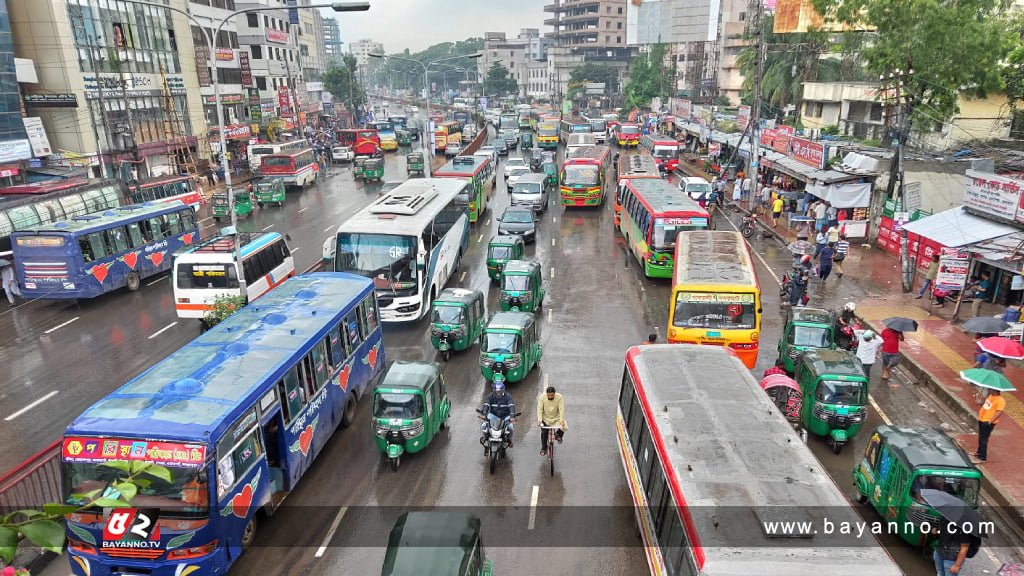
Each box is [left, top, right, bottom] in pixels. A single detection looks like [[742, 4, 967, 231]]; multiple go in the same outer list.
[[241, 517, 257, 550], [340, 396, 357, 428], [126, 272, 141, 291]]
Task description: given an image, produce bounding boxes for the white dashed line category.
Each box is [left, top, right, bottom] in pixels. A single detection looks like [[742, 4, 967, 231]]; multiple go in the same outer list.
[[298, 206, 309, 213], [868, 394, 892, 425], [324, 225, 334, 233], [550, 267, 555, 278], [315, 506, 348, 558], [262, 224, 275, 231], [198, 217, 212, 224], [146, 276, 166, 287], [551, 238, 556, 246], [547, 307, 552, 323], [5, 391, 58, 421], [528, 485, 539, 530], [43, 316, 79, 335], [485, 218, 491, 226], [459, 271, 466, 283], [552, 216, 557, 223], [721, 214, 781, 286], [477, 234, 484, 243], [148, 322, 178, 340]]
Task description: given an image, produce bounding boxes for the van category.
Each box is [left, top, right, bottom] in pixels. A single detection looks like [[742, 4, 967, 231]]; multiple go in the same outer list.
[[679, 176, 712, 201], [567, 133, 596, 153], [510, 173, 549, 213]]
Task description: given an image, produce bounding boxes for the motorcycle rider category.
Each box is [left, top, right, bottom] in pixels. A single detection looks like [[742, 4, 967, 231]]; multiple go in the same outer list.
[[481, 381, 516, 447], [836, 302, 858, 349], [537, 386, 566, 456]]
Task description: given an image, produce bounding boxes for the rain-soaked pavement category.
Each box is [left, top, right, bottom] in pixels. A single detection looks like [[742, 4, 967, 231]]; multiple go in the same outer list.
[[13, 132, 1022, 575]]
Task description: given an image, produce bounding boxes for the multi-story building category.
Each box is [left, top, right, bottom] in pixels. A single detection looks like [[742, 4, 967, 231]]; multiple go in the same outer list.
[[323, 16, 343, 65], [544, 0, 627, 49], [236, 1, 304, 126], [11, 0, 206, 178], [188, 0, 244, 127], [0, 0, 31, 184], [297, 8, 326, 120], [715, 0, 750, 104], [479, 30, 553, 99], [349, 37, 383, 68]]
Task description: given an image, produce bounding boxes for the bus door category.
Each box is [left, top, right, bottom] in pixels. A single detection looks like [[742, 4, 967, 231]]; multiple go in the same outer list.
[[258, 397, 289, 499]]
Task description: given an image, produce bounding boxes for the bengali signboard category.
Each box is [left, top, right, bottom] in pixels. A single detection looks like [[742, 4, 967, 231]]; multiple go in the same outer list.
[[287, 0, 300, 24], [708, 142, 721, 157], [202, 94, 244, 104], [210, 124, 252, 140], [278, 87, 292, 116], [963, 168, 1023, 223], [762, 127, 792, 154], [215, 48, 235, 62], [737, 105, 751, 130], [195, 43, 211, 87], [266, 29, 289, 44], [23, 93, 78, 108], [672, 98, 691, 121], [935, 248, 970, 291], [62, 437, 207, 469], [790, 136, 826, 169], [239, 51, 253, 87]]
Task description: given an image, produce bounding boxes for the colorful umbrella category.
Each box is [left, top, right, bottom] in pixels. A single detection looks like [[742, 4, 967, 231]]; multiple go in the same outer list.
[[977, 336, 1024, 360], [998, 563, 1024, 576], [961, 316, 1010, 334], [960, 368, 1016, 392], [786, 240, 816, 256], [883, 317, 919, 332]]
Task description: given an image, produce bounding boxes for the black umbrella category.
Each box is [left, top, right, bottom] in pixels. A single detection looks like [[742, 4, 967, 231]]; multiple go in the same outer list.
[[883, 317, 919, 332], [962, 316, 1010, 335], [920, 489, 986, 536]]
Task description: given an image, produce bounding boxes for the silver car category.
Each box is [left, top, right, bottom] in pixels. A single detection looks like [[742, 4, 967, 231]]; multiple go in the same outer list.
[[510, 173, 549, 213]]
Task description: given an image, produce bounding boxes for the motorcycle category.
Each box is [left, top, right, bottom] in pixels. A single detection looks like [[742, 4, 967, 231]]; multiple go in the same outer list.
[[836, 319, 862, 351], [780, 269, 810, 307], [477, 409, 522, 474], [740, 214, 757, 238]]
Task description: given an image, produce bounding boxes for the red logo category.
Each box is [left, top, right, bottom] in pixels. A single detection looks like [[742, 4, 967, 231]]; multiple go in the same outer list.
[[181, 232, 196, 245], [88, 262, 111, 284], [146, 252, 166, 267], [122, 251, 139, 270], [336, 363, 351, 391], [288, 416, 319, 457], [220, 470, 261, 519], [103, 508, 161, 544], [362, 341, 381, 369]]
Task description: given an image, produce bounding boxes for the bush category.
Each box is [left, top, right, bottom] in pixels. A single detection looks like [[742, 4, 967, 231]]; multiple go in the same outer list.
[[203, 293, 248, 329], [821, 124, 840, 136]]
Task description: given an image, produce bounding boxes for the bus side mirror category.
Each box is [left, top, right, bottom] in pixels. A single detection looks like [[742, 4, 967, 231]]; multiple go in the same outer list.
[[197, 469, 208, 485], [758, 308, 763, 313]]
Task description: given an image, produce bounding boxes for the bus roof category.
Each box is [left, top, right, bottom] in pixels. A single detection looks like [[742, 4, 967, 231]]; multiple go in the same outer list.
[[337, 178, 468, 237], [565, 145, 609, 162], [263, 147, 313, 159], [176, 231, 282, 259], [435, 155, 489, 177], [626, 179, 707, 217], [672, 230, 756, 287], [13, 201, 187, 236], [625, 344, 903, 574], [645, 135, 677, 146], [66, 273, 374, 443], [616, 154, 660, 178]]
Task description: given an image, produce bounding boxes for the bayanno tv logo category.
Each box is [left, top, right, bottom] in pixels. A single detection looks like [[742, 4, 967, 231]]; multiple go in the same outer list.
[[102, 508, 162, 549]]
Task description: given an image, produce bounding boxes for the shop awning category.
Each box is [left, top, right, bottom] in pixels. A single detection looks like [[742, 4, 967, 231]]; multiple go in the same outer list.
[[806, 180, 872, 208], [807, 169, 864, 184], [968, 232, 1024, 274], [773, 157, 818, 180], [901, 206, 1017, 247]]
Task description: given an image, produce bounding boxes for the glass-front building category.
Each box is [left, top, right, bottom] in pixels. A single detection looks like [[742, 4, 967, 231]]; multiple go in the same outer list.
[[0, 0, 29, 148]]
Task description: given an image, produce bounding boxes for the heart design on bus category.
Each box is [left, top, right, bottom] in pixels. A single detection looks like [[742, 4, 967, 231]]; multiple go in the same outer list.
[[122, 251, 139, 270], [182, 232, 196, 245], [146, 251, 166, 268], [88, 263, 111, 284], [288, 416, 319, 457], [336, 363, 351, 392], [221, 469, 261, 518], [362, 341, 381, 369]]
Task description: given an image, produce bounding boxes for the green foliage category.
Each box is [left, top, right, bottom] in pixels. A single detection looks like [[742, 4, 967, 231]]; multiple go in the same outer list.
[[813, 0, 1013, 130], [623, 44, 675, 109], [382, 38, 484, 92], [821, 124, 840, 135], [569, 63, 620, 94], [323, 54, 366, 112], [203, 293, 248, 328], [483, 63, 517, 97]]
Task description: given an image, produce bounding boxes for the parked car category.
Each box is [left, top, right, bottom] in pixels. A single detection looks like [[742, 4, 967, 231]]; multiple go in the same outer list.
[[331, 145, 354, 163], [497, 206, 538, 243]]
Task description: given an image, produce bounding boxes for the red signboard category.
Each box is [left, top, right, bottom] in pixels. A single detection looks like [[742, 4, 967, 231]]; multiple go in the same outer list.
[[266, 29, 289, 44], [761, 128, 790, 154], [790, 136, 825, 169], [211, 124, 252, 140], [278, 87, 291, 116], [239, 51, 253, 87], [737, 105, 751, 130], [215, 48, 234, 61], [62, 437, 208, 468]]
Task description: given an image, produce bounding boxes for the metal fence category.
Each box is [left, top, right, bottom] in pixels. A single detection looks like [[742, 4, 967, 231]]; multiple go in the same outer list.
[[0, 440, 62, 512]]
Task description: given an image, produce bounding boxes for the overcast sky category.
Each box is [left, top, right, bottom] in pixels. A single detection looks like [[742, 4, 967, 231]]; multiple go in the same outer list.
[[321, 0, 547, 53]]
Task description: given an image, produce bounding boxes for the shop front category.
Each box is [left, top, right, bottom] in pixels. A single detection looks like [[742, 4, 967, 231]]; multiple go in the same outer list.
[[208, 123, 253, 173]]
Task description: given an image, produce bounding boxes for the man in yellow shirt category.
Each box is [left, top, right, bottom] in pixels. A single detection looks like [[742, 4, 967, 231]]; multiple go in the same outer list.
[[973, 390, 1005, 462], [537, 386, 566, 456], [770, 196, 785, 228]]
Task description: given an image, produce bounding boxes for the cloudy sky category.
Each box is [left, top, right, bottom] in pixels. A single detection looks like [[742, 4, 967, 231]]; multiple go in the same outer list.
[[321, 0, 547, 53]]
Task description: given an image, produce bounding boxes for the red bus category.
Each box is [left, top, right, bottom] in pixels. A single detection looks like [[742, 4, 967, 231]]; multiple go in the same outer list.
[[640, 135, 680, 173], [338, 129, 381, 157], [560, 145, 611, 207], [127, 174, 204, 212], [616, 123, 641, 147], [259, 148, 320, 187]]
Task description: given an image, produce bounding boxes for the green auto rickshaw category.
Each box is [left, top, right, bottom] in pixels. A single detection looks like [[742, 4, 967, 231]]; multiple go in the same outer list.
[[542, 161, 558, 187], [519, 132, 534, 151], [853, 426, 982, 548], [795, 350, 869, 453], [353, 156, 368, 180], [381, 512, 493, 576], [372, 361, 451, 471], [253, 178, 286, 208], [777, 307, 836, 373], [498, 260, 545, 313], [364, 157, 385, 181], [211, 189, 253, 221], [406, 152, 425, 176], [430, 288, 486, 361], [486, 235, 525, 281], [396, 129, 412, 147], [479, 311, 542, 385]]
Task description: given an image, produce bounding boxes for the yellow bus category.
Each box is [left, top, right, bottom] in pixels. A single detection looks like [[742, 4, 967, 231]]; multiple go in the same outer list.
[[667, 230, 761, 368], [434, 120, 462, 152]]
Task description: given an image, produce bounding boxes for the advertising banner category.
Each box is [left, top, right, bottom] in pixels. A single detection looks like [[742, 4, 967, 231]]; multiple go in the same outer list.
[[239, 51, 253, 87], [963, 168, 1023, 222], [22, 117, 52, 157], [737, 105, 751, 130], [790, 136, 826, 169], [266, 29, 289, 44], [935, 248, 970, 291]]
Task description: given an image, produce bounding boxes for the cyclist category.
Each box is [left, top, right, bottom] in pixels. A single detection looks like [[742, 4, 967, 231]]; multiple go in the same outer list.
[[481, 381, 516, 447], [537, 386, 566, 457]]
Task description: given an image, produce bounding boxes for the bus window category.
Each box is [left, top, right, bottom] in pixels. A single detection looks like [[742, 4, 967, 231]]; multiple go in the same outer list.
[[127, 222, 145, 248], [105, 226, 129, 254], [360, 297, 379, 335], [181, 208, 197, 230], [279, 366, 305, 424], [148, 216, 168, 239], [311, 341, 329, 388], [299, 356, 317, 398], [243, 258, 258, 285], [166, 211, 182, 234], [328, 325, 345, 365], [79, 237, 94, 262], [275, 239, 290, 261], [344, 312, 362, 350], [87, 232, 107, 260], [217, 429, 263, 499]]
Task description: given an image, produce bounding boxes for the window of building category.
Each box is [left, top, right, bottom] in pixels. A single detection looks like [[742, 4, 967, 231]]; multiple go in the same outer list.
[[300, 44, 309, 56], [618, 6, 623, 13], [251, 45, 262, 59], [264, 15, 269, 28], [616, 36, 622, 43], [617, 22, 622, 29], [255, 76, 267, 90], [247, 13, 258, 27]]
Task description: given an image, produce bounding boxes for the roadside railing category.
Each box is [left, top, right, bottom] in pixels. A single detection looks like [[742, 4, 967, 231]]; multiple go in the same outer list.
[[0, 440, 62, 512]]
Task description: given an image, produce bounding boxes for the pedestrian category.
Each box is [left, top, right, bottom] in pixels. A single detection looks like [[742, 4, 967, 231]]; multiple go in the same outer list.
[[1, 262, 19, 305], [813, 228, 828, 258], [826, 222, 841, 244], [758, 184, 772, 215], [813, 200, 827, 232], [642, 333, 658, 345], [856, 331, 883, 379], [731, 180, 742, 205], [973, 389, 1004, 463], [817, 242, 835, 282], [879, 327, 904, 380], [795, 220, 810, 242], [788, 266, 809, 307], [932, 521, 972, 576], [981, 355, 1006, 374], [970, 271, 992, 317], [825, 202, 838, 229], [205, 167, 215, 187], [915, 254, 940, 299], [741, 176, 752, 201], [833, 235, 849, 278], [770, 194, 784, 228]]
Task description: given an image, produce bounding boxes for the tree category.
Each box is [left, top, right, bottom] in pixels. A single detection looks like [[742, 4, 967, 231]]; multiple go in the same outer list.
[[202, 293, 247, 329], [382, 37, 484, 93], [622, 43, 675, 110], [323, 54, 366, 113], [483, 62, 517, 97], [569, 62, 620, 94]]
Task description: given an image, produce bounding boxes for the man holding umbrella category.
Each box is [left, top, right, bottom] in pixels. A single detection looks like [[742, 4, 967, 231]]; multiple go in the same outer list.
[[921, 489, 985, 575]]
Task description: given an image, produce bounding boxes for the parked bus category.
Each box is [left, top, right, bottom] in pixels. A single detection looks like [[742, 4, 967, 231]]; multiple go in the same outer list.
[[536, 121, 559, 149], [172, 232, 295, 321], [127, 174, 204, 212], [559, 145, 610, 207], [668, 230, 761, 367], [434, 155, 494, 224], [259, 148, 320, 188], [614, 154, 662, 228], [617, 344, 903, 576], [368, 120, 398, 151], [434, 121, 462, 152], [0, 178, 125, 256], [618, 178, 709, 278], [615, 123, 641, 147], [499, 113, 519, 134], [559, 119, 591, 144], [583, 116, 608, 143], [330, 178, 470, 322], [249, 139, 308, 172], [640, 134, 680, 173], [13, 201, 198, 299], [61, 273, 385, 576], [337, 129, 381, 157]]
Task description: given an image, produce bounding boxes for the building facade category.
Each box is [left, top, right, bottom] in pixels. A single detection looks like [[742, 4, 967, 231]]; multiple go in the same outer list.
[[236, 1, 305, 132], [348, 37, 382, 68], [0, 0, 31, 183], [322, 16, 342, 65], [479, 30, 553, 99], [544, 0, 627, 49], [188, 0, 244, 128]]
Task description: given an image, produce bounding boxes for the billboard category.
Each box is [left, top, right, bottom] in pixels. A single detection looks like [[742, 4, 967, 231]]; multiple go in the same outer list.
[[773, 0, 872, 33]]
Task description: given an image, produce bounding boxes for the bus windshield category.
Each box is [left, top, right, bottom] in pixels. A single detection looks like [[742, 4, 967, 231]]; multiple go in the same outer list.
[[250, 146, 275, 156], [177, 263, 239, 290], [563, 165, 600, 187], [63, 462, 208, 517], [261, 156, 293, 168], [373, 392, 423, 419], [485, 332, 520, 354], [653, 146, 677, 158], [590, 121, 606, 132], [653, 218, 705, 249], [336, 233, 419, 294], [621, 125, 639, 135], [672, 292, 756, 329], [815, 380, 866, 405]]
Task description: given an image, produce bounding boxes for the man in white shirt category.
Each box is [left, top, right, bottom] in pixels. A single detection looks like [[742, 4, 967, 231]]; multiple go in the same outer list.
[[856, 331, 883, 379]]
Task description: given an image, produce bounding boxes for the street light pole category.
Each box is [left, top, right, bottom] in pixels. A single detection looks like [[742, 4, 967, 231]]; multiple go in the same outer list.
[[123, 0, 369, 297]]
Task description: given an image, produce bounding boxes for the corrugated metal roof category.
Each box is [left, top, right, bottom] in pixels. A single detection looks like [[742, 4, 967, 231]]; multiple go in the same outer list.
[[970, 231, 1024, 272], [901, 206, 1017, 247]]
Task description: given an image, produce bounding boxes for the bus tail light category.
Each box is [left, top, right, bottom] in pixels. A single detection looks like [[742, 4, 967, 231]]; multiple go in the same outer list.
[[168, 540, 218, 559], [178, 297, 190, 303], [68, 538, 97, 555], [731, 343, 758, 350]]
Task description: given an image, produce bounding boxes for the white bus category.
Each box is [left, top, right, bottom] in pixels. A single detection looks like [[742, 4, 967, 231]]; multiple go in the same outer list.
[[326, 179, 471, 322], [172, 232, 295, 322], [248, 139, 308, 172]]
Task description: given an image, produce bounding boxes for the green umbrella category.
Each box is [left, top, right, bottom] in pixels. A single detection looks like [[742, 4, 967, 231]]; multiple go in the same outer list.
[[960, 368, 1016, 391]]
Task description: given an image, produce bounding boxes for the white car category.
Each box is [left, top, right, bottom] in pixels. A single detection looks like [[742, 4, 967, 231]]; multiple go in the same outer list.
[[505, 167, 531, 192], [476, 146, 499, 164], [503, 158, 529, 179], [445, 142, 462, 157], [331, 146, 354, 163]]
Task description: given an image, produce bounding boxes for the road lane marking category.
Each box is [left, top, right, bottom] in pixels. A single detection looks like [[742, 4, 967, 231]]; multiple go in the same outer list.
[[551, 238, 556, 246], [290, 247, 301, 254], [550, 267, 555, 278], [552, 216, 557, 223], [528, 485, 540, 530], [544, 373, 549, 389], [868, 394, 892, 425], [298, 206, 309, 213], [459, 271, 466, 283], [5, 391, 58, 421], [262, 224, 274, 231], [324, 225, 335, 233], [146, 276, 166, 287], [477, 234, 483, 243], [148, 322, 178, 340], [485, 218, 491, 226], [43, 316, 79, 335], [315, 506, 348, 558], [547, 307, 552, 323], [198, 217, 212, 224], [721, 213, 781, 286]]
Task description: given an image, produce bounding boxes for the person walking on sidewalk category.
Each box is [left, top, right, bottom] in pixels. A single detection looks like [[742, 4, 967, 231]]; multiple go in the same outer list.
[[916, 254, 940, 299], [856, 331, 883, 379], [932, 522, 972, 576], [817, 243, 835, 282], [731, 180, 742, 206], [795, 220, 811, 242], [825, 203, 839, 229], [973, 389, 1004, 463], [759, 184, 772, 215], [813, 200, 827, 232], [770, 195, 784, 228], [970, 271, 992, 317], [1, 262, 20, 305], [880, 327, 904, 381], [814, 228, 828, 258], [833, 236, 849, 279]]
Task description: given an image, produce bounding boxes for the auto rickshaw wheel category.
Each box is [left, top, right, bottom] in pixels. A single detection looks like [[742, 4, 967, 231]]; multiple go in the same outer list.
[[390, 456, 400, 472], [126, 272, 141, 292], [830, 437, 843, 454], [241, 517, 257, 549], [278, 201, 284, 207], [257, 202, 264, 208], [856, 492, 868, 505]]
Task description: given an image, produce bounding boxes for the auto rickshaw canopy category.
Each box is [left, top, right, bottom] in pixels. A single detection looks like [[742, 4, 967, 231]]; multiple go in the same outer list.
[[381, 512, 483, 576]]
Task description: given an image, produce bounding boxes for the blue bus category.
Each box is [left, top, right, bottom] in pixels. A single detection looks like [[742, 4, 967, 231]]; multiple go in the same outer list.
[[12, 201, 199, 299], [453, 110, 471, 128], [61, 273, 385, 576]]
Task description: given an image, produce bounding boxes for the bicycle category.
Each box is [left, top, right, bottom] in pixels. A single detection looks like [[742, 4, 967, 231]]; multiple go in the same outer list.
[[540, 425, 563, 476]]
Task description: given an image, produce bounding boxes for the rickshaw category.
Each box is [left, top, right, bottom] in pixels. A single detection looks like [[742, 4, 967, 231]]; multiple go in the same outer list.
[[529, 149, 544, 172], [372, 361, 451, 472], [519, 132, 533, 151], [407, 152, 425, 176], [430, 288, 486, 361], [541, 161, 558, 187], [486, 235, 525, 281], [777, 307, 836, 373], [795, 350, 869, 453], [396, 129, 412, 147], [479, 311, 542, 385], [211, 189, 253, 221], [353, 156, 368, 180], [498, 260, 545, 313], [409, 126, 421, 141], [853, 426, 982, 548], [381, 512, 494, 576], [759, 373, 803, 426], [253, 178, 286, 208], [363, 157, 385, 182]]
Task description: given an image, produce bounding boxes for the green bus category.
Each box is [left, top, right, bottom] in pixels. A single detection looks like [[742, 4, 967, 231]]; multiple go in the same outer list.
[[618, 178, 710, 278], [435, 155, 495, 224]]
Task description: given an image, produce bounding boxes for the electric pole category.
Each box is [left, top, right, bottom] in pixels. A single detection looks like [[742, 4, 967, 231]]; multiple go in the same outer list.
[[881, 66, 914, 292], [748, 0, 766, 199]]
